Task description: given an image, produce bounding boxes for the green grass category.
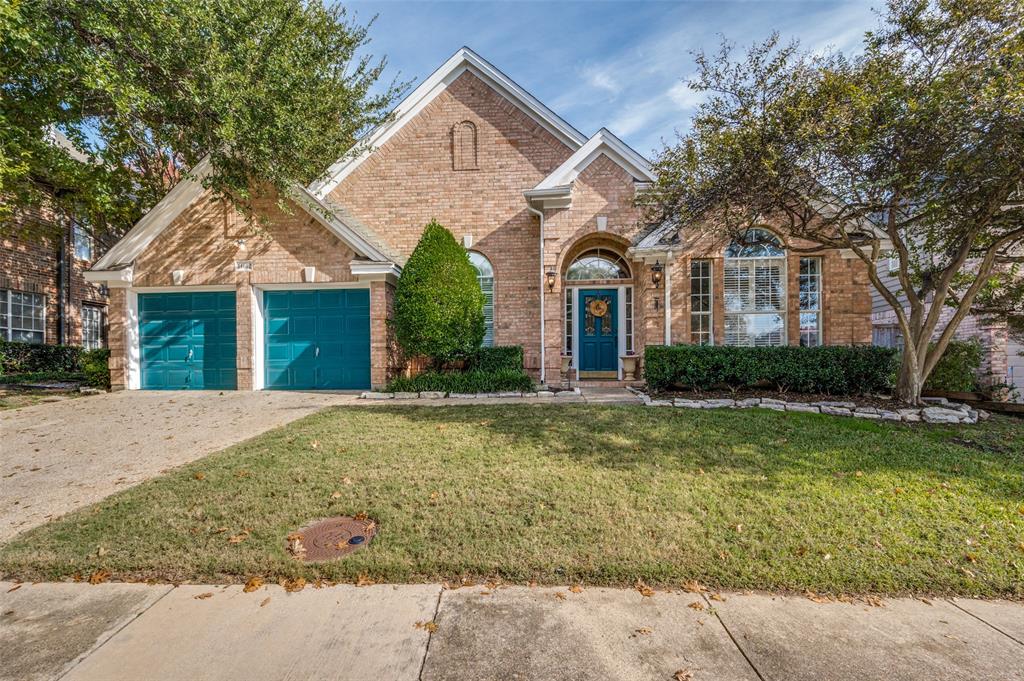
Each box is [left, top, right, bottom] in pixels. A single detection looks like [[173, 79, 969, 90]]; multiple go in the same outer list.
[[1, 405, 1022, 597]]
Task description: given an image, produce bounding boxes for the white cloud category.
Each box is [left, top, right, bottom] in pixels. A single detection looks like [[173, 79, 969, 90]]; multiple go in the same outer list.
[[582, 64, 621, 96], [667, 80, 705, 110]]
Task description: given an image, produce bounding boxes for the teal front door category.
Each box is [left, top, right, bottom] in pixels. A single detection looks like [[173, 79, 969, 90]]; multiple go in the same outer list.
[[264, 288, 371, 390], [578, 289, 618, 374], [139, 292, 237, 390]]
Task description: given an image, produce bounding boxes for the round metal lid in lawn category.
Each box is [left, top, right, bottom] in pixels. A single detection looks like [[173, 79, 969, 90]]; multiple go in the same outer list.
[[286, 516, 377, 562]]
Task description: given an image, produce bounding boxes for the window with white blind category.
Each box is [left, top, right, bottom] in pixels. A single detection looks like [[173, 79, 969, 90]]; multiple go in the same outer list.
[[799, 257, 822, 346], [0, 289, 46, 344], [82, 305, 105, 350], [468, 251, 494, 347], [690, 260, 713, 344], [723, 229, 786, 346]]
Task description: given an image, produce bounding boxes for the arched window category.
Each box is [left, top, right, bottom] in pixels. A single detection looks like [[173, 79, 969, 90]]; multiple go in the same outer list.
[[468, 251, 494, 346], [565, 249, 631, 280], [724, 229, 786, 346]]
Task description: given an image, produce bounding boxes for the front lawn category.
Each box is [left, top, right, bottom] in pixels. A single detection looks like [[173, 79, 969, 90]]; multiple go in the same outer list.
[[1, 405, 1022, 596]]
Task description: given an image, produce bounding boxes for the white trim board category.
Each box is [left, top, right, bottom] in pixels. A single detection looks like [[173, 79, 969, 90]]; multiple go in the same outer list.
[[533, 128, 655, 193], [308, 46, 590, 199]]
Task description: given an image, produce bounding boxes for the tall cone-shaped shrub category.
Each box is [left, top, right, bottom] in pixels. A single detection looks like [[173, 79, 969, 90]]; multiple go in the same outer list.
[[393, 221, 485, 364]]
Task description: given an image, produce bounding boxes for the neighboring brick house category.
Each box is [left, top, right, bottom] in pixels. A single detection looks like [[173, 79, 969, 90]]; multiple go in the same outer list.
[[1, 211, 108, 351], [86, 47, 874, 391]]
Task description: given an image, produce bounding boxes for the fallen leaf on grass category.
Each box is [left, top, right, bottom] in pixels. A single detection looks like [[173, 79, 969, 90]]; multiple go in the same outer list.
[[635, 580, 655, 598], [355, 574, 375, 587], [414, 620, 438, 633], [88, 570, 110, 585], [212, 527, 228, 534], [194, 592, 214, 600], [341, 477, 353, 486], [687, 601, 705, 611], [259, 597, 271, 607], [95, 546, 107, 558], [569, 584, 583, 594], [330, 491, 343, 499], [353, 512, 368, 522], [243, 577, 264, 593], [227, 530, 250, 544], [193, 472, 205, 481]]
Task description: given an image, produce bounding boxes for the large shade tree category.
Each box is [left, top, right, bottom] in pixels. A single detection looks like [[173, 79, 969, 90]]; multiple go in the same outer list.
[[646, 0, 1023, 404], [1, 0, 400, 247]]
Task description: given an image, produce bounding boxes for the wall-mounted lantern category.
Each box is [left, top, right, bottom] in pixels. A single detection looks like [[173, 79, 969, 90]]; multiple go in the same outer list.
[[545, 270, 557, 291], [651, 260, 664, 288]]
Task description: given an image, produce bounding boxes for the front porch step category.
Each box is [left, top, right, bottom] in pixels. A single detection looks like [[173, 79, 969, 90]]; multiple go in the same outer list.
[[567, 380, 645, 388]]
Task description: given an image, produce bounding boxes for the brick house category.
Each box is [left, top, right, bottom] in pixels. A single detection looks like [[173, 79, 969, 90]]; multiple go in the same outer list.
[[86, 47, 873, 391]]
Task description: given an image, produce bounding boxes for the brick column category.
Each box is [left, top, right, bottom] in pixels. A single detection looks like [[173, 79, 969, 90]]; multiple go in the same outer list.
[[369, 280, 395, 388], [235, 281, 255, 390], [106, 287, 128, 390]]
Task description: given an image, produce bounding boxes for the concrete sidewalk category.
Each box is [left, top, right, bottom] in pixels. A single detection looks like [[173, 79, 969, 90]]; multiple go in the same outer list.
[[2, 581, 1021, 681]]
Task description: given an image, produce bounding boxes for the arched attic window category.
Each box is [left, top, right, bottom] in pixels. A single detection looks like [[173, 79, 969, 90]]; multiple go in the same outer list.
[[724, 228, 787, 346], [468, 251, 494, 346], [452, 121, 478, 171], [565, 249, 631, 280]]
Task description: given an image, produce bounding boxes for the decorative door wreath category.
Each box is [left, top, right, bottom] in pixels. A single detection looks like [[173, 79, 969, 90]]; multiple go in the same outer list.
[[587, 298, 609, 318]]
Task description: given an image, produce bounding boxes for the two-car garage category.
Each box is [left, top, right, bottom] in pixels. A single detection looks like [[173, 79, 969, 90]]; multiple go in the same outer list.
[[137, 288, 370, 391]]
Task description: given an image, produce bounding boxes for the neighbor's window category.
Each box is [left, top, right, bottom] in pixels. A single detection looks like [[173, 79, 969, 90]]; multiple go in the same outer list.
[[724, 229, 786, 346], [799, 257, 822, 346], [873, 324, 904, 351], [82, 304, 105, 350], [0, 289, 46, 343], [73, 223, 93, 261], [565, 249, 631, 280], [468, 251, 494, 347], [689, 259, 713, 345]]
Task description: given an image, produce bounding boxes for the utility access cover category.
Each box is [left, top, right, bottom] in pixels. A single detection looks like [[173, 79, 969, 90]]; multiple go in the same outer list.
[[286, 516, 377, 562]]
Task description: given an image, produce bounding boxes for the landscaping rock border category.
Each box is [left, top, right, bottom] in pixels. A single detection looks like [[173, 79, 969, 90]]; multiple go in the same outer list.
[[638, 392, 987, 424]]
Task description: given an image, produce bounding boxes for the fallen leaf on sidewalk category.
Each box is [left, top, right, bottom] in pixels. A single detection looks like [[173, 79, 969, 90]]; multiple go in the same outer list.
[[194, 592, 214, 600], [804, 590, 830, 604], [243, 577, 264, 593], [259, 597, 271, 607], [673, 670, 693, 680], [687, 601, 705, 611], [918, 597, 933, 606], [707, 593, 725, 602], [88, 570, 110, 585], [554, 592, 566, 601], [861, 595, 885, 608], [635, 627, 652, 635], [680, 580, 706, 593], [569, 584, 583, 594], [6, 584, 21, 593], [414, 620, 438, 633], [355, 574, 375, 587], [282, 578, 306, 593], [635, 580, 654, 597]]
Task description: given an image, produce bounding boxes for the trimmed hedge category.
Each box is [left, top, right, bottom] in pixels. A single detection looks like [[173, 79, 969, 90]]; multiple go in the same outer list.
[[392, 221, 486, 364], [924, 339, 981, 392], [645, 344, 899, 395], [81, 348, 111, 389], [385, 368, 534, 394], [0, 340, 83, 375], [469, 346, 524, 373]]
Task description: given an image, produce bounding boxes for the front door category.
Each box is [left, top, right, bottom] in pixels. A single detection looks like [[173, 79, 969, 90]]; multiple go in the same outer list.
[[578, 289, 618, 376]]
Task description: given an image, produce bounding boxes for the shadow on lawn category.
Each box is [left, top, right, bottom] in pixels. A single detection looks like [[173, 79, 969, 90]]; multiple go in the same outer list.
[[349, 404, 1024, 498]]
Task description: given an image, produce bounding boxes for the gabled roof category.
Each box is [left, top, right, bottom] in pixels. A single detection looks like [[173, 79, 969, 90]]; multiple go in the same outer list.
[[532, 128, 655, 193], [308, 46, 590, 199], [91, 156, 397, 273]]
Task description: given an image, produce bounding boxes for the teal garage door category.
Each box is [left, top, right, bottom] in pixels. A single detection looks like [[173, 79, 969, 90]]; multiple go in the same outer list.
[[139, 292, 237, 390], [264, 289, 370, 390]]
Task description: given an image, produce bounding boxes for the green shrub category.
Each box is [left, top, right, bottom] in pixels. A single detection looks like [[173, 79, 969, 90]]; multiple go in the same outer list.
[[644, 345, 899, 395], [924, 339, 982, 392], [80, 348, 111, 389], [385, 368, 534, 394], [393, 221, 486, 364], [470, 346, 524, 373], [0, 340, 83, 376]]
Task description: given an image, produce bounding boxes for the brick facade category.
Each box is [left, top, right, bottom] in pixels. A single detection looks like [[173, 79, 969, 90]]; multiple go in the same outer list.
[[100, 57, 874, 391], [1, 207, 108, 347]]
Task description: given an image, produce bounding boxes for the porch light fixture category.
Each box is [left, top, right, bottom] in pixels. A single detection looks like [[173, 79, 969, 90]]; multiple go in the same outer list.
[[545, 270, 557, 291], [651, 261, 664, 288]]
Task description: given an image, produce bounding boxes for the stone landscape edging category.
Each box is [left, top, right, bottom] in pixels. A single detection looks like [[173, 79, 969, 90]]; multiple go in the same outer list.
[[638, 392, 987, 425]]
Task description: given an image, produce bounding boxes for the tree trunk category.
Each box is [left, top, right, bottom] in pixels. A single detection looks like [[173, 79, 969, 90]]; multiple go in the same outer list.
[[895, 349, 925, 405]]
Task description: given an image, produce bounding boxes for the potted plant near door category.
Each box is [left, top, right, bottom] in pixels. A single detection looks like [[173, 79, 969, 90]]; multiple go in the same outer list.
[[620, 354, 638, 381]]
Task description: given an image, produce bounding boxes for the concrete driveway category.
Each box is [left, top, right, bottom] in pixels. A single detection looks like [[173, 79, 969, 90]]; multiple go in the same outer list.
[[0, 390, 359, 542]]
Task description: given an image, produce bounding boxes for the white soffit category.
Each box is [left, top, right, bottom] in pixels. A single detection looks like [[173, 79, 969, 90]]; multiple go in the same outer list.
[[308, 46, 590, 199]]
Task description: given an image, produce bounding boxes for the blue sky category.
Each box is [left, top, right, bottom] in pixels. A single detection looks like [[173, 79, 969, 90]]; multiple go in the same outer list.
[[346, 0, 883, 157]]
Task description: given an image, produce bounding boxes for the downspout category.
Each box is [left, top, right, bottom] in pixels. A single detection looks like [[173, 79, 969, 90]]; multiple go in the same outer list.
[[57, 220, 68, 345], [663, 257, 672, 345], [526, 201, 546, 385]]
